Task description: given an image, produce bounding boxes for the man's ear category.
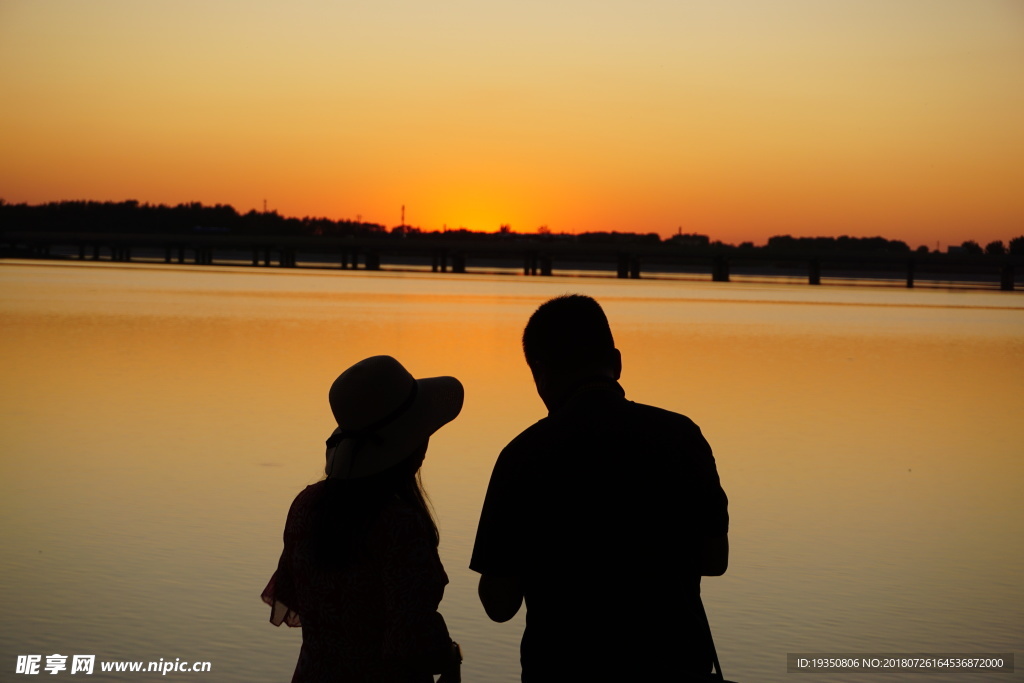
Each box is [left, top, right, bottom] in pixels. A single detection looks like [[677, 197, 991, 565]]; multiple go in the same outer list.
[[530, 365, 557, 410], [530, 364, 547, 394]]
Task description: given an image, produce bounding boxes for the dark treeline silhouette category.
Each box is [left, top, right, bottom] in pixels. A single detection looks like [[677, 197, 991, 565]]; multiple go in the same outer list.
[[766, 234, 910, 253], [2, 199, 1021, 256], [0, 199, 386, 238]]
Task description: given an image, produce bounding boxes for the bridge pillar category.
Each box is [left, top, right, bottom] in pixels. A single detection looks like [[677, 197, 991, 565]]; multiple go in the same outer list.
[[617, 253, 630, 279], [365, 251, 380, 270], [452, 253, 466, 273], [1001, 264, 1015, 291], [539, 255, 553, 276], [712, 255, 730, 282], [906, 258, 915, 288], [431, 249, 445, 272], [629, 256, 641, 279], [809, 259, 821, 285], [524, 251, 538, 276]]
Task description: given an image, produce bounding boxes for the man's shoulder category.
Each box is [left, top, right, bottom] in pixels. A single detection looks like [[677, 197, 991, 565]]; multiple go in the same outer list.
[[502, 415, 552, 449], [490, 416, 554, 473], [623, 399, 705, 434], [496, 395, 707, 468], [506, 394, 704, 434]]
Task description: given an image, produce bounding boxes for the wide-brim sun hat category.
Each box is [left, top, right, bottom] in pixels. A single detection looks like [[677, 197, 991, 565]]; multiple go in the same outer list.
[[324, 355, 464, 479]]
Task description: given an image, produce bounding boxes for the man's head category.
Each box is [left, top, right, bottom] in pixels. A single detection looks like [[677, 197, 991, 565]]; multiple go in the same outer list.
[[522, 295, 621, 407]]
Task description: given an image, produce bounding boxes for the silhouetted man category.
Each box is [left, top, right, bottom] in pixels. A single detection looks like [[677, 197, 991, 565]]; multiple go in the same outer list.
[[471, 294, 729, 681]]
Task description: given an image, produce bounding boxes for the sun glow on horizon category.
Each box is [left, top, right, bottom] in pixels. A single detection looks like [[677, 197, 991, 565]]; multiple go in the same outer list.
[[1, 1, 1022, 248]]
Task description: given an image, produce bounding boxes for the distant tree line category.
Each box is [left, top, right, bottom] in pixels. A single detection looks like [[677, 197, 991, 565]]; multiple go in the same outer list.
[[0, 199, 386, 238], [766, 234, 910, 253], [955, 239, 1021, 256], [1, 199, 1021, 255]]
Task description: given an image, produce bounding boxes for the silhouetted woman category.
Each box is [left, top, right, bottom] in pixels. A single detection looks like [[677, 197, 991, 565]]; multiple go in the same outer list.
[[263, 356, 464, 682]]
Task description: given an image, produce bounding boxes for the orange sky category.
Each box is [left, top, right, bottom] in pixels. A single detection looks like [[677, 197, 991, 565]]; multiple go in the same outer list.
[[1, 1, 1022, 248]]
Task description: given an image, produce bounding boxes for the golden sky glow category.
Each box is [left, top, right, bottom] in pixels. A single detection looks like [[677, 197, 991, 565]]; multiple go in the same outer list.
[[1, 0, 1022, 247]]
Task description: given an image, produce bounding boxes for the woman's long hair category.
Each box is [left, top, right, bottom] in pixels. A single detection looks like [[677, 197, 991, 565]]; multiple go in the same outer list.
[[311, 441, 438, 569]]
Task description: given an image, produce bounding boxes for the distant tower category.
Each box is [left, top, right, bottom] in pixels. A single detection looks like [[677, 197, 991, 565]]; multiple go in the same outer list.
[[401, 204, 405, 227]]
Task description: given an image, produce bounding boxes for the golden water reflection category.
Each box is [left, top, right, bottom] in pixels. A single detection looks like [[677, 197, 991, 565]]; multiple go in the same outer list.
[[1, 262, 1022, 682]]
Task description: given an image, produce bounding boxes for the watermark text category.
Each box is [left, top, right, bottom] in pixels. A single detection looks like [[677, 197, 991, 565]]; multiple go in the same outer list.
[[16, 655, 212, 675]]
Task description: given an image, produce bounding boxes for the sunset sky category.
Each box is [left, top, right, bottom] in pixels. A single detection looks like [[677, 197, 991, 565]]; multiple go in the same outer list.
[[1, 0, 1022, 248]]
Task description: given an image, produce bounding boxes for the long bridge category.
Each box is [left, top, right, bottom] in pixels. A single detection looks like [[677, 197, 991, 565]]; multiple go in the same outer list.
[[1, 230, 1019, 291]]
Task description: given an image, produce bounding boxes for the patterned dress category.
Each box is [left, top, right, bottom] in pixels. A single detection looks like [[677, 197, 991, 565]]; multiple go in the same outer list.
[[263, 482, 452, 682]]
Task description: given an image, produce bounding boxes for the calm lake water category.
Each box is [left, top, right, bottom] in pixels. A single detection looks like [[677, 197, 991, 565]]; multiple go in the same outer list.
[[1, 260, 1022, 682]]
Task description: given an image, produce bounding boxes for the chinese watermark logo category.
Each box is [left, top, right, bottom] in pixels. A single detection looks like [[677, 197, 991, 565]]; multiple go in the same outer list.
[[15, 655, 209, 675]]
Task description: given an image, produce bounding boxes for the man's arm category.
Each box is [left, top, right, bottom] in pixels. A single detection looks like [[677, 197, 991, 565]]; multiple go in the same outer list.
[[477, 575, 524, 622], [700, 533, 729, 576]]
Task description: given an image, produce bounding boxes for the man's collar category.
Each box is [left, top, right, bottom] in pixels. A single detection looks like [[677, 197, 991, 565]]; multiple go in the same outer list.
[[547, 376, 624, 415]]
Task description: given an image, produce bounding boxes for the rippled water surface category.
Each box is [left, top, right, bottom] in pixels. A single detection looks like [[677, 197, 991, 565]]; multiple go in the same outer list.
[[2, 261, 1022, 681]]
